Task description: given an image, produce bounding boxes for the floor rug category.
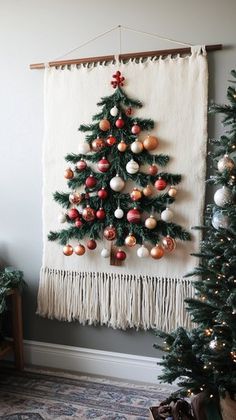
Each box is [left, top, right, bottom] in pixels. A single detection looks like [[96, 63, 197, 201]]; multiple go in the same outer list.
[[0, 369, 172, 419]]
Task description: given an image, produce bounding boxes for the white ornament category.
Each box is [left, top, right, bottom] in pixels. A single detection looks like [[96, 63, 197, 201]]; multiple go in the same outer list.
[[161, 208, 174, 222], [114, 207, 124, 219], [110, 106, 118, 117], [110, 175, 125, 192], [130, 140, 143, 154], [137, 245, 149, 258], [78, 142, 90, 154], [101, 248, 110, 258], [214, 187, 233, 207], [58, 213, 67, 223], [212, 211, 229, 230], [217, 155, 235, 173], [126, 159, 139, 174]]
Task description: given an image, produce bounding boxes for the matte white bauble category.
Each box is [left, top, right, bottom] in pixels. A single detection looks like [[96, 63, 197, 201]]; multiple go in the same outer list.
[[212, 211, 230, 230], [110, 175, 125, 192], [130, 140, 143, 154], [161, 208, 174, 222], [126, 159, 139, 174], [58, 213, 67, 223], [101, 248, 110, 258], [78, 142, 90, 154], [217, 155, 235, 173], [214, 186, 233, 207], [137, 245, 150, 258], [114, 207, 124, 218], [110, 105, 118, 117]]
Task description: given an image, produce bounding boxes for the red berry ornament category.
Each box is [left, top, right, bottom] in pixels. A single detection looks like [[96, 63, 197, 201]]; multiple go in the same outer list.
[[87, 239, 97, 250], [149, 164, 158, 176], [85, 175, 97, 189], [106, 135, 117, 146], [96, 208, 106, 220], [68, 208, 80, 220], [155, 178, 167, 191], [75, 218, 83, 228], [115, 116, 125, 128], [116, 249, 127, 261], [98, 157, 110, 173], [98, 188, 108, 200], [131, 122, 141, 134], [76, 160, 87, 171], [127, 208, 141, 224]]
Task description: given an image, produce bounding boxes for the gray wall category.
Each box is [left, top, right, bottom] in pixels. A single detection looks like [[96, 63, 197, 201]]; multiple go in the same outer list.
[[0, 0, 235, 358]]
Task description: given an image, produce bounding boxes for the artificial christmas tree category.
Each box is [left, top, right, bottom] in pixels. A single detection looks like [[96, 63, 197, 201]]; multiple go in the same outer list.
[[154, 70, 236, 418], [48, 70, 190, 262]]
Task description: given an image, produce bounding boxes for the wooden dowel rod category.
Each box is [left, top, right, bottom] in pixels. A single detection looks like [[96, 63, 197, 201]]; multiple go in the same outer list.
[[30, 44, 222, 70]]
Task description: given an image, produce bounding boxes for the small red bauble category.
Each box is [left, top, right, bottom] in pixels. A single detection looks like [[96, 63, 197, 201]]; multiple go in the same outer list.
[[75, 218, 83, 228], [149, 164, 158, 176], [131, 122, 141, 135], [115, 116, 125, 128], [116, 249, 127, 261], [91, 138, 105, 151], [85, 175, 97, 189], [96, 208, 106, 220], [68, 208, 80, 220], [63, 244, 73, 256], [98, 157, 110, 173], [98, 188, 108, 200], [106, 135, 117, 146], [76, 160, 87, 171], [104, 225, 117, 241], [127, 208, 141, 224], [87, 239, 97, 250], [82, 205, 96, 222], [155, 178, 167, 191], [64, 168, 74, 179]]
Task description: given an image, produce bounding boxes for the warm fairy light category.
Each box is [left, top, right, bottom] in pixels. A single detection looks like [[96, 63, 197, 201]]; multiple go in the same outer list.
[[210, 394, 214, 398], [215, 290, 219, 294]]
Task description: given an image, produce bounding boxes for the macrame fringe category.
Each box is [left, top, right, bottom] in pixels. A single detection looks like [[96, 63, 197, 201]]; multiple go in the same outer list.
[[37, 267, 195, 332]]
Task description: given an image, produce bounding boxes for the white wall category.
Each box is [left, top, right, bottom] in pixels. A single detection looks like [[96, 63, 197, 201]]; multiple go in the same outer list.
[[0, 0, 236, 357]]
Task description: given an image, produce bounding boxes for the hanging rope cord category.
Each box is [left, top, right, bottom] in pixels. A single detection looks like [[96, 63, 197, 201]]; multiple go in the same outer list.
[[52, 25, 193, 63]]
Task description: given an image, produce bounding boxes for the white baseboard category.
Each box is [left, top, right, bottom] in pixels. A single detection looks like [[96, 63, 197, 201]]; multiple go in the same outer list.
[[23, 340, 163, 384]]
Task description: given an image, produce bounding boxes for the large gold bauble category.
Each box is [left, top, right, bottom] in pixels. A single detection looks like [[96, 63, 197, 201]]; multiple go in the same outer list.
[[143, 135, 159, 151], [74, 244, 85, 256], [64, 168, 74, 179], [145, 215, 157, 230], [63, 244, 73, 256], [150, 244, 164, 259], [125, 234, 137, 247]]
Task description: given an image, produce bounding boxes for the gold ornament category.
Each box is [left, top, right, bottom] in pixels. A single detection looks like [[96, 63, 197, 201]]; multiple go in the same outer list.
[[143, 185, 153, 197], [130, 188, 142, 201], [99, 119, 111, 131], [74, 244, 85, 256], [168, 186, 177, 197], [143, 135, 159, 151], [91, 137, 105, 151], [117, 140, 127, 152], [150, 244, 164, 259], [125, 234, 137, 247], [162, 236, 176, 252], [63, 244, 73, 256], [64, 168, 74, 179], [145, 215, 157, 230]]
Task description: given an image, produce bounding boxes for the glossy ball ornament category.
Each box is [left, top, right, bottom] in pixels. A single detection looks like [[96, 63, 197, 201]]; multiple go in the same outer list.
[[78, 142, 90, 154], [168, 186, 177, 197], [98, 187, 108, 200], [96, 208, 106, 220], [143, 185, 153, 197], [162, 236, 176, 252], [64, 168, 74, 179], [114, 207, 124, 219], [117, 140, 127, 152], [91, 137, 105, 151], [137, 245, 149, 258], [149, 164, 158, 176], [155, 178, 167, 191], [74, 244, 85, 256], [145, 215, 157, 229], [116, 249, 127, 261], [161, 208, 174, 222], [125, 234, 136, 247], [110, 175, 125, 192], [131, 122, 141, 135], [87, 239, 97, 250], [130, 139, 143, 154], [110, 105, 118, 117], [85, 175, 97, 189], [69, 192, 84, 204], [126, 159, 139, 174], [76, 160, 87, 172], [82, 205, 96, 222], [115, 116, 125, 128], [214, 187, 233, 207], [106, 135, 117, 146], [217, 155, 235, 173], [68, 208, 80, 220], [127, 208, 141, 224], [58, 213, 67, 223], [212, 211, 230, 230], [101, 248, 110, 258], [99, 119, 110, 131], [63, 244, 73, 256], [98, 157, 110, 172], [143, 135, 159, 151], [150, 244, 164, 259], [104, 225, 117, 241], [130, 188, 142, 201], [75, 218, 83, 228]]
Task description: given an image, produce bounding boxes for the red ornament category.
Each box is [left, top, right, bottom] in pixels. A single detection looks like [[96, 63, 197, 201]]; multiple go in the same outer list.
[[149, 164, 158, 176], [76, 160, 87, 171], [75, 218, 83, 228], [98, 157, 110, 173], [111, 71, 125, 88], [116, 249, 127, 261], [106, 135, 117, 146], [82, 205, 96, 222], [98, 188, 108, 200], [64, 168, 74, 179], [125, 107, 133, 116], [68, 208, 80, 220], [155, 178, 167, 191], [115, 116, 125, 128], [85, 175, 97, 189], [104, 225, 116, 241], [127, 208, 141, 224], [87, 239, 97, 250], [131, 122, 141, 135], [96, 208, 106, 220]]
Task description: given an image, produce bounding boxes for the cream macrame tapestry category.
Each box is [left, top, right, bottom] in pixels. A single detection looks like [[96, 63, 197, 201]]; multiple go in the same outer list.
[[37, 46, 208, 332]]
